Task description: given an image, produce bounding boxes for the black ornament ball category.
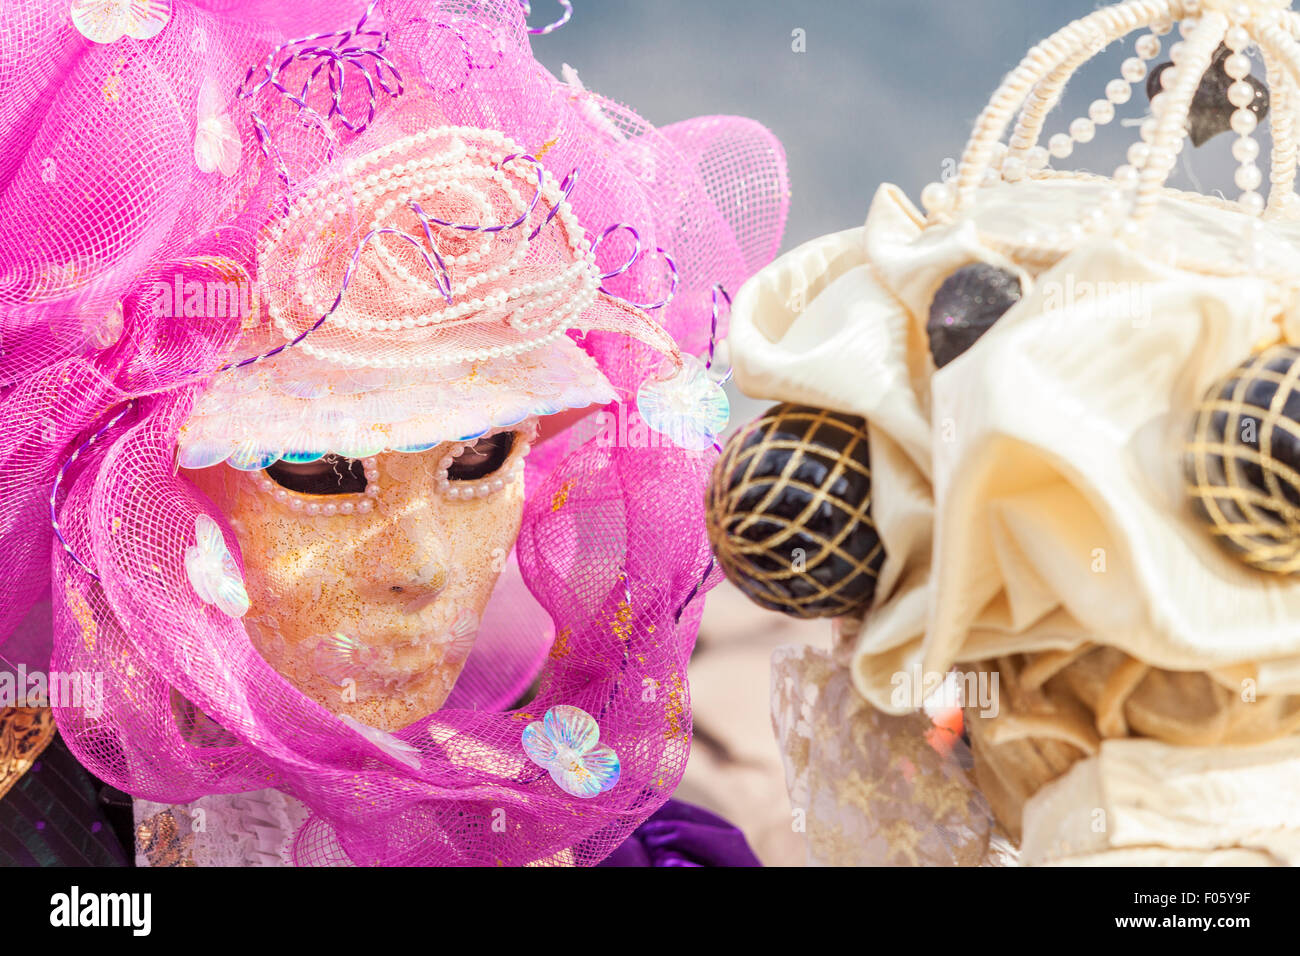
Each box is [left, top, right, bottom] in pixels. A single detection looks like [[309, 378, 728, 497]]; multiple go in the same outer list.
[[706, 403, 885, 618], [1146, 44, 1269, 148], [1184, 344, 1300, 574], [926, 263, 1022, 369]]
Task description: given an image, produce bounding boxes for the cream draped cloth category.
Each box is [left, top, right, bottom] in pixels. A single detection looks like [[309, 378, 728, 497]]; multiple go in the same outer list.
[[734, 177, 1300, 864]]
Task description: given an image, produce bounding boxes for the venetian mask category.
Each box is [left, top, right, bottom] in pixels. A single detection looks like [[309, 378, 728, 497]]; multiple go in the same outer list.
[[186, 421, 536, 730]]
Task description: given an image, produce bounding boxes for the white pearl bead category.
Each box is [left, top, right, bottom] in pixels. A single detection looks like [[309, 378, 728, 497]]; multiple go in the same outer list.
[[1089, 99, 1115, 125], [1069, 118, 1096, 143], [1113, 164, 1139, 188], [323, 503, 338, 517], [1127, 142, 1151, 167], [1225, 26, 1250, 52], [1001, 156, 1027, 182], [1140, 117, 1159, 142], [1239, 190, 1265, 215], [1025, 146, 1049, 171], [339, 502, 354, 515], [1121, 57, 1146, 83], [1179, 18, 1198, 39], [1168, 41, 1185, 64], [1136, 34, 1161, 60], [1151, 17, 1172, 36], [1233, 136, 1260, 163], [1231, 108, 1258, 135], [1149, 92, 1166, 116], [1235, 163, 1262, 191], [1224, 53, 1251, 80], [307, 502, 321, 516], [1159, 66, 1179, 92], [290, 499, 304, 511], [1105, 78, 1132, 105], [920, 181, 954, 213], [1229, 81, 1257, 109], [1048, 133, 1073, 159], [357, 499, 374, 514]]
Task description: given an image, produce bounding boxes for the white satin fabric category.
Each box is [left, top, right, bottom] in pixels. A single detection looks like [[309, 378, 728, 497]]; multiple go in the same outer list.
[[730, 177, 1300, 863]]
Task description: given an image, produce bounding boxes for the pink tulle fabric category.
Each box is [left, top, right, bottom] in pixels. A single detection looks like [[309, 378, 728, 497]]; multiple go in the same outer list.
[[0, 0, 788, 864]]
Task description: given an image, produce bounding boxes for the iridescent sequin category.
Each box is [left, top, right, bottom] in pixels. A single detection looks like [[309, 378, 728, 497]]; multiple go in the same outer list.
[[339, 714, 421, 769], [521, 705, 620, 798], [71, 0, 171, 45], [312, 632, 368, 686], [184, 514, 249, 617], [636, 353, 729, 451]]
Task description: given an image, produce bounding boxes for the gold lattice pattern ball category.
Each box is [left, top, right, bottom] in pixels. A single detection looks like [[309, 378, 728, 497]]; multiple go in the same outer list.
[[706, 403, 885, 618], [1184, 344, 1300, 574]]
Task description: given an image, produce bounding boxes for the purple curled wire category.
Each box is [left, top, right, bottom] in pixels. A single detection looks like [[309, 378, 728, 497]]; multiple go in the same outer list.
[[49, 401, 136, 581], [410, 154, 545, 234], [706, 284, 733, 385], [238, 0, 403, 193], [592, 223, 641, 280], [529, 167, 579, 240], [519, 0, 574, 35], [591, 224, 679, 311]]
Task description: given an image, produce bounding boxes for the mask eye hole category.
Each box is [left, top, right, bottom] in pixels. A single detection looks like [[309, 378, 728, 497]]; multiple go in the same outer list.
[[448, 432, 514, 482], [265, 455, 368, 495]]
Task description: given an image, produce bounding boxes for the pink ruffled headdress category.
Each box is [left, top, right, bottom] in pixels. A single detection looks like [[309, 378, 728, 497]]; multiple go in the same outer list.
[[0, 0, 788, 864]]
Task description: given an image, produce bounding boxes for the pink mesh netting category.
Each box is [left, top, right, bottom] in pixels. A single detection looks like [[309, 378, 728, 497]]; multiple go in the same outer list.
[[0, 0, 788, 864]]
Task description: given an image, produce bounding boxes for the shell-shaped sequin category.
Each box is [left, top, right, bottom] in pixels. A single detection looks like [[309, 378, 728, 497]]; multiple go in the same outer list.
[[184, 514, 249, 617], [71, 0, 170, 44], [522, 704, 620, 798], [636, 353, 729, 451]]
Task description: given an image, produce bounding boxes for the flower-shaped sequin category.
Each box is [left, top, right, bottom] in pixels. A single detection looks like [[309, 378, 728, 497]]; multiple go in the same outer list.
[[194, 77, 241, 177], [522, 705, 620, 798], [71, 0, 171, 44], [636, 353, 730, 451], [184, 514, 249, 617], [339, 714, 421, 770]]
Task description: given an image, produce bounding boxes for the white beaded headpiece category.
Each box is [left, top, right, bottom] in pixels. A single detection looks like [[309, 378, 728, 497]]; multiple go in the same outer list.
[[919, 0, 1300, 256]]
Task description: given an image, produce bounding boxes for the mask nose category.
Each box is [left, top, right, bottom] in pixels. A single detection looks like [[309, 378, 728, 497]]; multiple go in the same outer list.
[[389, 564, 449, 612], [359, 506, 451, 608]]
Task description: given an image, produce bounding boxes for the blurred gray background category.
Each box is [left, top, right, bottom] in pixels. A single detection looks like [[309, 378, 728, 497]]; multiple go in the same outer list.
[[531, 0, 1118, 253]]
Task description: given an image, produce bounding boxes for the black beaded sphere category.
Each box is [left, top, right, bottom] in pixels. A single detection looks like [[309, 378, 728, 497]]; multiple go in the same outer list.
[[926, 263, 1022, 369], [1184, 345, 1300, 574], [1147, 44, 1269, 148], [706, 404, 885, 618]]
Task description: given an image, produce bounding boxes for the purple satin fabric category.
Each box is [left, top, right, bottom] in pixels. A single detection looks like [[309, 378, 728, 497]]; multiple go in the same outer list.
[[599, 799, 762, 867]]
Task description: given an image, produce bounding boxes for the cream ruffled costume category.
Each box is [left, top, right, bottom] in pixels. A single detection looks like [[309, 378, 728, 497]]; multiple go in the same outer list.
[[731, 0, 1300, 865]]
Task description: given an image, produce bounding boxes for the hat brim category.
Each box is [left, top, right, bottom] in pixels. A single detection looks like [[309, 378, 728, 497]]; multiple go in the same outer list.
[[176, 328, 616, 470]]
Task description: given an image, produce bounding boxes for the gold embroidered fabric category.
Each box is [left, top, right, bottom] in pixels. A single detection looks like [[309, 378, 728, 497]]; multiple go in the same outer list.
[[0, 706, 56, 801], [135, 807, 196, 867], [771, 643, 1016, 866]]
